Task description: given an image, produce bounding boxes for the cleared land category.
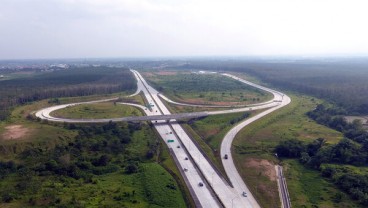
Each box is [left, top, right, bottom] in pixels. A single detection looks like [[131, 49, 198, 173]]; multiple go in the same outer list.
[[344, 115, 368, 131], [1, 125, 31, 140]]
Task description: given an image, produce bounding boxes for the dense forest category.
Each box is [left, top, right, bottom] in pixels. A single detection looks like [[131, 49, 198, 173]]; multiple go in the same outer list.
[[180, 58, 368, 115], [0, 67, 136, 120]]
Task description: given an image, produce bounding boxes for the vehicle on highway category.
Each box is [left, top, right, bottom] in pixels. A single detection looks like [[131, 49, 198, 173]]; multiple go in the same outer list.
[[185, 157, 188, 160], [198, 182, 204, 187], [184, 168, 188, 172], [224, 154, 228, 159], [242, 191, 247, 197], [177, 145, 181, 148]]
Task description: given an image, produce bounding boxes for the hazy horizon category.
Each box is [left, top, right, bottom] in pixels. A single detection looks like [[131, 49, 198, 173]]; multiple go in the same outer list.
[[1, 0, 368, 59]]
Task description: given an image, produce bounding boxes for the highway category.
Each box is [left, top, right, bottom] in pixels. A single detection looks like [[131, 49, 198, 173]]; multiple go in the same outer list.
[[34, 69, 291, 207], [133, 70, 262, 208], [131, 70, 221, 208]]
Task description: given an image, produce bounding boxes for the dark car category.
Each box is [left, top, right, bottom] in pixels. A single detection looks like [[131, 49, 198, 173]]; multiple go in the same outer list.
[[224, 154, 228, 159]]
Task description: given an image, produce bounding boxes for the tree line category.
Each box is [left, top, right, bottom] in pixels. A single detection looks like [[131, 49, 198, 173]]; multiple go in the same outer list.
[[0, 67, 136, 120]]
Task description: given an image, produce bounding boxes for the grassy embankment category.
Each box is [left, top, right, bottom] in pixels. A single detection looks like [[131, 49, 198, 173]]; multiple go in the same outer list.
[[180, 111, 259, 178], [233, 94, 361, 208]]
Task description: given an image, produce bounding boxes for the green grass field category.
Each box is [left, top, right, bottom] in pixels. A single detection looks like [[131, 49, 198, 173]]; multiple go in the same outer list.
[[50, 102, 143, 119], [143, 70, 272, 106], [231, 94, 357, 208], [284, 160, 360, 208], [190, 112, 255, 150]]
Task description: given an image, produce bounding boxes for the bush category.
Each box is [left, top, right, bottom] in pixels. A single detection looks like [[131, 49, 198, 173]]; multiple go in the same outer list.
[[125, 163, 138, 174], [2, 192, 15, 203], [275, 139, 305, 158]]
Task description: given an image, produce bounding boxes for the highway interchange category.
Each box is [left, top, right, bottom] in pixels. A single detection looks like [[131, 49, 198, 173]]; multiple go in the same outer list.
[[35, 69, 291, 208]]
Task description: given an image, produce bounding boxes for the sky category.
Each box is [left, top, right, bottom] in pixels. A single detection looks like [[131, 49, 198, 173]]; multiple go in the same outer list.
[[1, 0, 368, 59]]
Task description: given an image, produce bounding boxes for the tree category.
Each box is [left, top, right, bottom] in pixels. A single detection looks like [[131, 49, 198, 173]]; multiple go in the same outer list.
[[307, 138, 326, 156], [275, 139, 305, 158], [299, 152, 311, 164], [94, 155, 110, 166]]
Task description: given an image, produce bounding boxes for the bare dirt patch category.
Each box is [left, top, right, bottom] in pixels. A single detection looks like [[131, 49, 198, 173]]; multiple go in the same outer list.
[[177, 98, 245, 106], [155, 71, 178, 76], [1, 125, 31, 140], [142, 72, 155, 77], [245, 158, 276, 181], [206, 128, 220, 137], [345, 116, 368, 130]]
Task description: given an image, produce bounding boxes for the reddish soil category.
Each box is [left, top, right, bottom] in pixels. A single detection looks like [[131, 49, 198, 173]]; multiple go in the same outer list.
[[1, 125, 31, 140], [177, 98, 246, 106], [155, 71, 178, 75], [245, 158, 276, 181]]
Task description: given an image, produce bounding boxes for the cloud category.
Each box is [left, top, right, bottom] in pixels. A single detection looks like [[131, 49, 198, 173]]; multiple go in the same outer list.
[[0, 0, 368, 59]]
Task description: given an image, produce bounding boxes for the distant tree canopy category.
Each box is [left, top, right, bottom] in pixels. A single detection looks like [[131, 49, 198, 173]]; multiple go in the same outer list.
[[178, 59, 368, 115], [0, 67, 136, 120]]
